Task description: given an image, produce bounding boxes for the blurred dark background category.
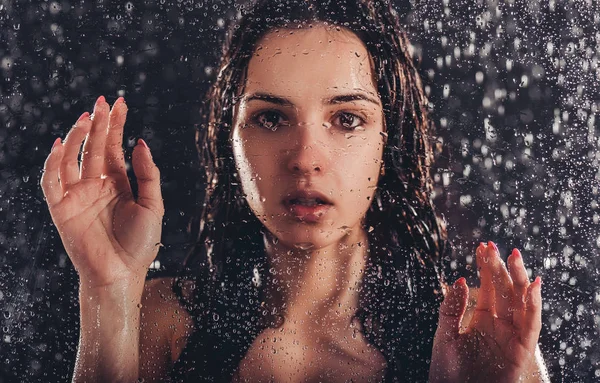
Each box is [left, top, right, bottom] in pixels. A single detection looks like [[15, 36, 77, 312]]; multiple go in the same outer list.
[[0, 0, 599, 381]]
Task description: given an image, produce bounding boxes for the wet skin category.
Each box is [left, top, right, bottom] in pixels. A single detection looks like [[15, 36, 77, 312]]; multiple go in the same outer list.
[[41, 23, 546, 383], [230, 25, 388, 382]]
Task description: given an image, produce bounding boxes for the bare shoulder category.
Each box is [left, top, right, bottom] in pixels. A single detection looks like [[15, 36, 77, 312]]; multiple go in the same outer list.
[[139, 277, 195, 382], [142, 276, 193, 312], [141, 277, 195, 355]]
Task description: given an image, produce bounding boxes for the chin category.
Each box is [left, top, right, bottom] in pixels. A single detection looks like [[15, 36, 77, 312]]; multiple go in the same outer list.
[[268, 220, 354, 251]]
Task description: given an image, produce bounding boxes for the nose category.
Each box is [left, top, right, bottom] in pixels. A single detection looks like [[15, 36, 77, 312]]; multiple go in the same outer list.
[[286, 122, 329, 176]]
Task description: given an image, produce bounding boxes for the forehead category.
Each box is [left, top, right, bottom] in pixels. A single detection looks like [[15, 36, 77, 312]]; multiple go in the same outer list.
[[242, 26, 378, 99]]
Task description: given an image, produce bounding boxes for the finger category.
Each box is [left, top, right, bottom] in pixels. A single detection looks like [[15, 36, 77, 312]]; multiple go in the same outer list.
[[105, 97, 129, 179], [488, 241, 514, 321], [132, 139, 164, 217], [81, 96, 109, 179], [41, 138, 65, 208], [521, 277, 542, 352], [508, 248, 530, 329], [475, 242, 494, 314], [436, 278, 469, 343], [60, 112, 92, 187]]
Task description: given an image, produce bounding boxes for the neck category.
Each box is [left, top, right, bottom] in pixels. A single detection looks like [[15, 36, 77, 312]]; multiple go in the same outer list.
[[261, 228, 369, 328]]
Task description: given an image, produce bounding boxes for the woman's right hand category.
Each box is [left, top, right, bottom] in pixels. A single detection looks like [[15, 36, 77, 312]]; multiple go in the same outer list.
[[41, 96, 164, 290]]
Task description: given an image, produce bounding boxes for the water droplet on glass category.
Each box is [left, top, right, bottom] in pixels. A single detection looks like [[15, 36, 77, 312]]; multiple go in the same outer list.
[[294, 242, 314, 250]]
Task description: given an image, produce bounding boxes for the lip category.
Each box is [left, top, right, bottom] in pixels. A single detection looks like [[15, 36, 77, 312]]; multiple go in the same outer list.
[[282, 189, 333, 223], [285, 203, 332, 223], [282, 189, 333, 206]]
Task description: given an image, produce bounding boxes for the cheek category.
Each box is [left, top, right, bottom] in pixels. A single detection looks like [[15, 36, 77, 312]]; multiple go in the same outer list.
[[232, 136, 259, 194], [232, 136, 250, 174], [338, 139, 384, 201], [232, 135, 277, 207], [234, 137, 272, 177]]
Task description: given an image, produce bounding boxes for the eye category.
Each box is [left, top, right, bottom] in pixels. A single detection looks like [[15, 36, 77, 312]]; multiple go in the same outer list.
[[252, 110, 287, 131], [334, 112, 365, 130]]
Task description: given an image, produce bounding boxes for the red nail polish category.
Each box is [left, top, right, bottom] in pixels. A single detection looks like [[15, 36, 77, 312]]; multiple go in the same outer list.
[[77, 112, 90, 122], [115, 97, 125, 105], [488, 241, 498, 252], [51, 137, 62, 152], [96, 95, 105, 104], [138, 138, 149, 150], [511, 248, 521, 258]]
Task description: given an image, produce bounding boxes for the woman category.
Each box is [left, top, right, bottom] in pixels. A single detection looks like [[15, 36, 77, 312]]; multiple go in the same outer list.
[[40, 0, 547, 382]]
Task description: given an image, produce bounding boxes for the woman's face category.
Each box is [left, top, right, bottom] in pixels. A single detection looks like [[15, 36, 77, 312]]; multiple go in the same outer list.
[[231, 25, 385, 250]]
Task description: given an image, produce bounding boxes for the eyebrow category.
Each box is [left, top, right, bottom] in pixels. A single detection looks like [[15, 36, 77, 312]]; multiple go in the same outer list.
[[241, 91, 381, 107]]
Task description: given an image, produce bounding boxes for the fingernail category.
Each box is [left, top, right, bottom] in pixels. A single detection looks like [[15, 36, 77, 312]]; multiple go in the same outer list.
[[535, 276, 542, 286], [76, 112, 90, 123], [51, 137, 62, 152], [454, 277, 466, 287], [488, 241, 498, 253], [511, 248, 521, 259], [115, 97, 125, 105], [138, 138, 149, 150], [96, 95, 105, 105], [477, 242, 486, 254]]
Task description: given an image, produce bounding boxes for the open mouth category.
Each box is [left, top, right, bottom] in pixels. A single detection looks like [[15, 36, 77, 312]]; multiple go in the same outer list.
[[286, 198, 330, 207], [284, 199, 332, 222], [281, 189, 334, 222]]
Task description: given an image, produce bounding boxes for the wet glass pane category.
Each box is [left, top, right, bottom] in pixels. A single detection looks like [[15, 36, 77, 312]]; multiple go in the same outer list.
[[0, 0, 598, 381]]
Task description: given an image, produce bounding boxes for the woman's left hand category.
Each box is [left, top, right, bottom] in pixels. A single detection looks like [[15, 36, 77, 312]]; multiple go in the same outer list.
[[429, 242, 544, 383]]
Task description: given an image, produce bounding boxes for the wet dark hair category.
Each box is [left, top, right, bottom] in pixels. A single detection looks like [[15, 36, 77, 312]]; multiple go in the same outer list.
[[171, 0, 452, 381]]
